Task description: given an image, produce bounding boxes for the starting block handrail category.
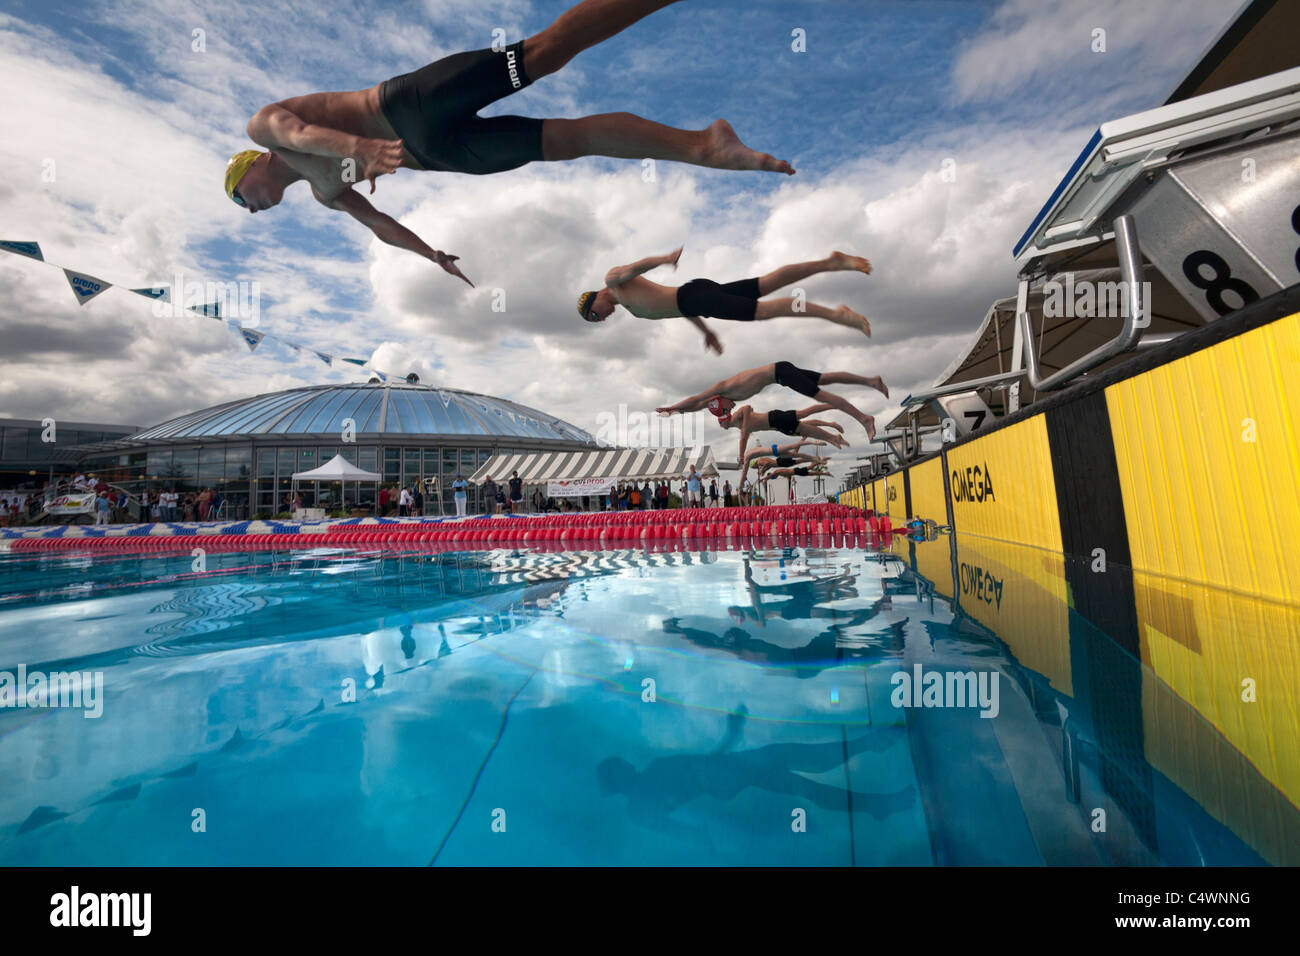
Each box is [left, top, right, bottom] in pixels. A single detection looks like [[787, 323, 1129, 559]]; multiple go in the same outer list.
[[1019, 214, 1148, 392]]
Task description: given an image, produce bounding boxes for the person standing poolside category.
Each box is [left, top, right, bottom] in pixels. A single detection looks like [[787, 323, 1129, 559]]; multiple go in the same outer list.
[[224, 0, 791, 284], [577, 250, 872, 352], [484, 476, 499, 513], [740, 474, 752, 505], [509, 471, 524, 513], [94, 491, 111, 526], [686, 466, 703, 508], [452, 474, 468, 517], [723, 479, 733, 508]]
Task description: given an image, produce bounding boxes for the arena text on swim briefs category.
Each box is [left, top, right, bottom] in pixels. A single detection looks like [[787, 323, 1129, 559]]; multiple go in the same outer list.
[[49, 887, 151, 936], [890, 664, 1000, 718]]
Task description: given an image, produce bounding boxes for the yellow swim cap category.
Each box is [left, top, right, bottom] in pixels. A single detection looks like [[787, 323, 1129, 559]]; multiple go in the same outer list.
[[577, 291, 599, 321], [224, 150, 264, 203]]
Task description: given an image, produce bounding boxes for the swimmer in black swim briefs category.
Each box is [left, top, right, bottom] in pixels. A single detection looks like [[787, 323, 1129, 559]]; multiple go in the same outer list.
[[656, 359, 888, 438], [741, 441, 826, 471], [716, 403, 849, 481], [755, 452, 828, 475], [764, 464, 827, 480], [226, 1, 793, 283], [577, 249, 874, 352]]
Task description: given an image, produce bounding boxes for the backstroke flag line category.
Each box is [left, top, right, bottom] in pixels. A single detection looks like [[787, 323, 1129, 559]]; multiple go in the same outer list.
[[0, 238, 404, 383], [62, 269, 112, 306]]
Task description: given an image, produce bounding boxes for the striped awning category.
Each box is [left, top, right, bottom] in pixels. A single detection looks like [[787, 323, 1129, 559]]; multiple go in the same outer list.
[[470, 446, 718, 484]]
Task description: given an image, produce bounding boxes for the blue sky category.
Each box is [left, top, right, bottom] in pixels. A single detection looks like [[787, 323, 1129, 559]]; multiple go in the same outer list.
[[0, 0, 1243, 477]]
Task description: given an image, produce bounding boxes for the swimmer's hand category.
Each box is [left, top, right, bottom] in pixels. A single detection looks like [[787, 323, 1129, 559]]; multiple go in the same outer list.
[[433, 251, 474, 288], [355, 137, 405, 192], [703, 330, 723, 355]]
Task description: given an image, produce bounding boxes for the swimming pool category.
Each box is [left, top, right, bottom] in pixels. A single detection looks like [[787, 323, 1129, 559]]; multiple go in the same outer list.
[[0, 537, 1292, 865]]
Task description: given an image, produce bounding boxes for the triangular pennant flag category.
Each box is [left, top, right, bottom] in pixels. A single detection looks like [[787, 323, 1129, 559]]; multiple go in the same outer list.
[[131, 285, 170, 302], [437, 390, 451, 408], [189, 301, 222, 318], [238, 326, 265, 351], [341, 358, 366, 367], [372, 370, 388, 382], [313, 351, 332, 365], [63, 269, 111, 305], [0, 240, 43, 261]]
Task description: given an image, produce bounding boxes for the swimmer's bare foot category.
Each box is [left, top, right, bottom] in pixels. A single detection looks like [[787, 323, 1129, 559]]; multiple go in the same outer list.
[[833, 306, 871, 337], [865, 375, 889, 398], [861, 414, 877, 441], [702, 120, 794, 175], [829, 251, 872, 275]]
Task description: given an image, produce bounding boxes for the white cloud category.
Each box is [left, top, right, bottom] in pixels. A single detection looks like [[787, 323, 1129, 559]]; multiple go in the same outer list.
[[951, 0, 1238, 110]]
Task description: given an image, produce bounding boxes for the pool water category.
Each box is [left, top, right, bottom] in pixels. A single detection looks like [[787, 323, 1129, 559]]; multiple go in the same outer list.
[[0, 540, 1291, 865]]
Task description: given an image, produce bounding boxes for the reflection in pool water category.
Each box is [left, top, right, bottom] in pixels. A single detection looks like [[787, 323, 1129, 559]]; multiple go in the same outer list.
[[0, 539, 1292, 865]]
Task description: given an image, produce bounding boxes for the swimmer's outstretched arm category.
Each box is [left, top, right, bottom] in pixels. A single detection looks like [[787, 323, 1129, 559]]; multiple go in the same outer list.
[[736, 413, 759, 481], [683, 316, 723, 355], [656, 386, 721, 416], [604, 246, 682, 286], [324, 190, 473, 287], [248, 104, 402, 191]]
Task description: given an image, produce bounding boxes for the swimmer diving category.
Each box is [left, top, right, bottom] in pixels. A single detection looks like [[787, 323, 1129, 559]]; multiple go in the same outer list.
[[222, 0, 794, 287], [578, 249, 875, 350]]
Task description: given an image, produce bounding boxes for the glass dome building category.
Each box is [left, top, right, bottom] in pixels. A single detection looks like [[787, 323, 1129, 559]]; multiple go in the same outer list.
[[73, 380, 600, 518]]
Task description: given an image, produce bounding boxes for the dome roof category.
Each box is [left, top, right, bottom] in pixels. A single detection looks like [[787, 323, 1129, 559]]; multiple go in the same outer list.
[[128, 382, 598, 445]]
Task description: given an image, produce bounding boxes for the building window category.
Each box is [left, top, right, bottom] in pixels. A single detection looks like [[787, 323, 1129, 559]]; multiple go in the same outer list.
[[198, 447, 225, 486], [171, 449, 198, 490]]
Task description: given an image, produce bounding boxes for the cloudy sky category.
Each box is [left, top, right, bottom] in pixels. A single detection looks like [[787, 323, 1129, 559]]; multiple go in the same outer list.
[[0, 0, 1242, 482]]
